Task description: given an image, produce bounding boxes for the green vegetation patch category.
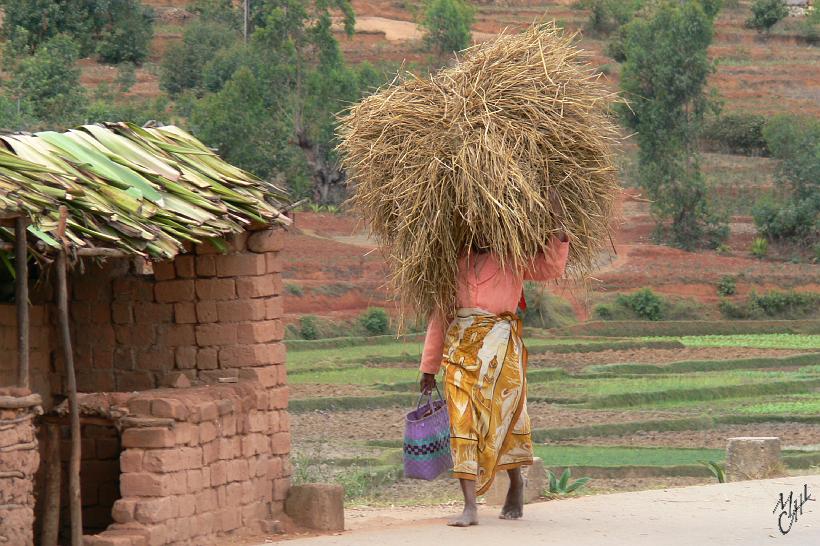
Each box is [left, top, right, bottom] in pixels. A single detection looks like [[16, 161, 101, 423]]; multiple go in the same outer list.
[[555, 320, 820, 337], [586, 353, 820, 374], [533, 444, 725, 467], [640, 334, 820, 350]]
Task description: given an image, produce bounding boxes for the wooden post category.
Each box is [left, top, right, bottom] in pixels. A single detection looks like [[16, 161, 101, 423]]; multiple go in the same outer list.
[[15, 217, 29, 389], [56, 249, 82, 545], [40, 423, 61, 546]]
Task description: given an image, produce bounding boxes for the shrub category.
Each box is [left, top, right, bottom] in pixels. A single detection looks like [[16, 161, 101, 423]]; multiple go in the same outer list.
[[160, 20, 239, 97], [300, 315, 318, 340], [700, 112, 768, 156], [94, 0, 155, 64], [360, 307, 390, 335], [420, 0, 475, 55], [615, 288, 664, 321], [751, 237, 769, 258], [593, 304, 614, 320], [750, 290, 820, 318], [581, 0, 643, 36], [717, 275, 737, 296], [521, 282, 576, 329], [285, 284, 304, 296], [746, 0, 788, 33]]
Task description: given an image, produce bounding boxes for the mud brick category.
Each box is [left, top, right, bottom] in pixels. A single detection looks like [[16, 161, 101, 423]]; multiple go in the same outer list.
[[236, 320, 284, 344], [175, 254, 195, 278], [195, 487, 218, 514], [151, 398, 189, 421], [271, 432, 291, 455], [112, 498, 137, 523], [195, 254, 217, 276], [113, 277, 155, 302], [210, 460, 227, 486], [135, 496, 176, 523], [218, 436, 241, 460], [215, 253, 266, 277], [226, 230, 250, 251], [112, 302, 133, 325], [115, 324, 155, 346], [143, 449, 186, 473], [247, 229, 285, 252], [216, 398, 235, 415], [220, 343, 285, 368], [93, 347, 114, 369], [202, 440, 219, 465], [239, 365, 281, 387], [117, 371, 155, 392], [268, 387, 288, 410], [265, 253, 283, 273], [197, 348, 218, 370], [186, 469, 204, 493], [221, 414, 237, 436], [120, 449, 144, 473], [226, 482, 243, 507], [268, 412, 281, 433], [174, 302, 197, 324], [247, 411, 268, 433], [218, 506, 242, 532], [195, 301, 218, 323], [226, 459, 249, 482], [122, 427, 175, 449], [272, 477, 291, 501], [174, 422, 196, 446], [267, 456, 284, 479], [133, 302, 174, 324], [157, 324, 196, 347], [199, 421, 218, 444], [195, 278, 236, 301], [264, 296, 284, 319], [195, 323, 238, 347], [136, 349, 174, 371], [235, 276, 276, 298], [178, 493, 197, 518], [175, 346, 197, 369], [152, 260, 176, 281], [120, 472, 166, 497], [215, 299, 267, 322], [198, 401, 219, 421], [154, 280, 195, 303], [279, 412, 290, 432]]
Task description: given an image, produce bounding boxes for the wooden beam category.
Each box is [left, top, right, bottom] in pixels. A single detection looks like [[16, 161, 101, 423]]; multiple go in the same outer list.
[[15, 217, 29, 390], [0, 242, 130, 258], [56, 249, 83, 546], [40, 423, 61, 546]]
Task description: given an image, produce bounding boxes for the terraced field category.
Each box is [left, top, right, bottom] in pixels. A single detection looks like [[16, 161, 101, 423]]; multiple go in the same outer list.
[[288, 323, 820, 506]]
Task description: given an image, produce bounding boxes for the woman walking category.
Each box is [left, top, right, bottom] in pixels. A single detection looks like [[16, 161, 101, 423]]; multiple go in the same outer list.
[[419, 229, 569, 527]]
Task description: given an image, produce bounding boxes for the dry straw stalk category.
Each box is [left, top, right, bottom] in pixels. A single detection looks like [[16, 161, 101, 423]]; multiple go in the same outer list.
[[337, 21, 624, 328]]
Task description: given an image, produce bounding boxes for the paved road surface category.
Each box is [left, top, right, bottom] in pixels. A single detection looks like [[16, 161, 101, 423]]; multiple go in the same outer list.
[[275, 474, 819, 546]]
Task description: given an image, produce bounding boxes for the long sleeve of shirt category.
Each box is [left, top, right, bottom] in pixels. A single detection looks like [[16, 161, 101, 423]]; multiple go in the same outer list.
[[419, 309, 447, 375]]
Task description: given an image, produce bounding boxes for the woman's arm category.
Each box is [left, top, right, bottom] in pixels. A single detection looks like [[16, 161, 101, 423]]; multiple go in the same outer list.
[[419, 310, 447, 375], [523, 233, 570, 281]]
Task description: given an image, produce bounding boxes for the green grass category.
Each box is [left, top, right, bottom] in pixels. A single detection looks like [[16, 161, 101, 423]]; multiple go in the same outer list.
[[734, 396, 820, 416], [289, 366, 419, 385], [639, 334, 820, 350], [626, 392, 819, 412], [528, 369, 809, 399], [533, 445, 726, 466], [585, 353, 820, 375]]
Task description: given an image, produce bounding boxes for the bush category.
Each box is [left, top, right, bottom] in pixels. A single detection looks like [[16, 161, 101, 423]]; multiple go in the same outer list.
[[717, 275, 737, 296], [360, 307, 390, 335], [750, 237, 769, 258], [720, 290, 820, 319], [746, 0, 788, 33], [582, 0, 643, 36], [420, 0, 475, 55], [615, 288, 664, 321], [95, 1, 155, 64], [300, 315, 318, 340], [700, 112, 768, 156], [285, 284, 304, 296], [160, 20, 240, 97]]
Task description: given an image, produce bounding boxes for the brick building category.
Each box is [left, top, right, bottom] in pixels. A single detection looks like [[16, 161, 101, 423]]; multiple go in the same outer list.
[[0, 123, 293, 545]]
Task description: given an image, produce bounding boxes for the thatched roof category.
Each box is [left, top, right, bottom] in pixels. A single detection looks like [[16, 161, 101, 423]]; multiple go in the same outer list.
[[0, 123, 290, 260]]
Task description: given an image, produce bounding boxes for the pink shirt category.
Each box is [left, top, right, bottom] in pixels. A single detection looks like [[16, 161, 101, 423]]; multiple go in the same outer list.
[[419, 236, 570, 374]]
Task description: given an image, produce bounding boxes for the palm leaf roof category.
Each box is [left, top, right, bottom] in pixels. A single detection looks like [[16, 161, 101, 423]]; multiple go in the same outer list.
[[0, 122, 290, 259]]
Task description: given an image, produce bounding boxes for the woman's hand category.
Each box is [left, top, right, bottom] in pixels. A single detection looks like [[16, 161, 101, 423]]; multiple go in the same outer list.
[[420, 372, 436, 394]]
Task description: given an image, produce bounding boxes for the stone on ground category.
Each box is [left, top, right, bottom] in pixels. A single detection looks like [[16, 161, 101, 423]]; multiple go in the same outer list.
[[285, 483, 345, 531], [725, 436, 784, 482]]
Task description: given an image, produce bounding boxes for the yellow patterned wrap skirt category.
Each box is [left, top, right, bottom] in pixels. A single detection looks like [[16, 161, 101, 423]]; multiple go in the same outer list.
[[441, 307, 533, 496]]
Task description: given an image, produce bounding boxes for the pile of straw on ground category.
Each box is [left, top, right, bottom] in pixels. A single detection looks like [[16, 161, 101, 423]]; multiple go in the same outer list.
[[337, 22, 623, 325]]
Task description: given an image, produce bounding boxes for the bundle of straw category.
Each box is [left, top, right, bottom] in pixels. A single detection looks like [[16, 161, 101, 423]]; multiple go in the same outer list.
[[337, 22, 623, 325]]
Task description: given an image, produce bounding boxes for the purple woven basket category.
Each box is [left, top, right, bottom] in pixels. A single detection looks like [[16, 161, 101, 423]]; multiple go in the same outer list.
[[403, 386, 453, 480]]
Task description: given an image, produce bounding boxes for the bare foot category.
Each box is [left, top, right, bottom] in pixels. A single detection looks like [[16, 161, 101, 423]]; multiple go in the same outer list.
[[499, 470, 524, 520], [447, 506, 479, 527]]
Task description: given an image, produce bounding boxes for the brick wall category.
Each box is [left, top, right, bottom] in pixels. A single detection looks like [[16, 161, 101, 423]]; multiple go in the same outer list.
[[86, 382, 290, 546], [1, 226, 291, 545], [0, 389, 42, 546]]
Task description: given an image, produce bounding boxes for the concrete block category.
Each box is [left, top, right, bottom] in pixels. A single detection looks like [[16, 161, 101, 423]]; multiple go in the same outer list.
[[725, 437, 785, 482], [285, 483, 344, 531], [483, 457, 547, 505]]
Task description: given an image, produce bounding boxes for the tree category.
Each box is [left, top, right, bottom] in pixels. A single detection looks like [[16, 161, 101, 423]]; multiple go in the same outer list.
[[746, 0, 788, 33], [187, 0, 384, 203], [420, 0, 475, 56], [617, 0, 727, 249], [159, 20, 241, 97], [0, 0, 155, 64], [6, 34, 86, 125]]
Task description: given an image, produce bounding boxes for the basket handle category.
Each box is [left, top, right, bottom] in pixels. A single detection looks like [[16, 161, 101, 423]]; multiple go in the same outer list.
[[416, 382, 444, 410]]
